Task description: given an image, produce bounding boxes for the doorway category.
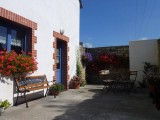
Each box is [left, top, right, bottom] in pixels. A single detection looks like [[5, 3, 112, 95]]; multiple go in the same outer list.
[[53, 31, 69, 89], [56, 39, 67, 84]]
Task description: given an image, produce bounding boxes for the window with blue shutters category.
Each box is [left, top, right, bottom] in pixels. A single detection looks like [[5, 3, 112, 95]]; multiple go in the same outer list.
[[0, 20, 26, 53]]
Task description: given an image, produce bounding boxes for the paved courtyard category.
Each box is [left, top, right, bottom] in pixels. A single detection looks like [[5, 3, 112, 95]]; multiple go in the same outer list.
[[0, 85, 160, 120]]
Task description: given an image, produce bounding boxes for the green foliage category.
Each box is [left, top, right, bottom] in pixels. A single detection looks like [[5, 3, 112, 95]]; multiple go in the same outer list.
[[0, 100, 11, 110], [49, 84, 64, 92], [143, 62, 160, 84], [76, 56, 86, 87], [76, 47, 86, 87], [76, 61, 82, 77], [80, 80, 86, 87]]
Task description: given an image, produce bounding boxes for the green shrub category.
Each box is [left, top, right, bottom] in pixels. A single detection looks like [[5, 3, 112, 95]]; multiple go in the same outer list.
[[0, 100, 11, 110], [49, 84, 64, 93]]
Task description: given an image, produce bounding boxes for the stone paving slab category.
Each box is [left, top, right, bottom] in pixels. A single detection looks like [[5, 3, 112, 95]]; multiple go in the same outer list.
[[0, 85, 160, 120]]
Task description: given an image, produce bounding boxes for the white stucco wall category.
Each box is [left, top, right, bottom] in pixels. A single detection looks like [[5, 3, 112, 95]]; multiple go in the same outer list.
[[0, 0, 80, 104], [0, 78, 13, 103], [129, 40, 159, 85]]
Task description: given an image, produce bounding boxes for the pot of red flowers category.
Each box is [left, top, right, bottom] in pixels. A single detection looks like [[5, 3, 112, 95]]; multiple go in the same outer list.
[[0, 50, 38, 79]]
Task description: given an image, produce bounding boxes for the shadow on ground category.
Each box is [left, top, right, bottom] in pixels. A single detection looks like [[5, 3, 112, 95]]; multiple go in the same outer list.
[[45, 85, 160, 120], [1, 85, 160, 120]]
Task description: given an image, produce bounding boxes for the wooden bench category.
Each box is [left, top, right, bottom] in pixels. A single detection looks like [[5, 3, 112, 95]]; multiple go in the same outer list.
[[15, 75, 50, 108]]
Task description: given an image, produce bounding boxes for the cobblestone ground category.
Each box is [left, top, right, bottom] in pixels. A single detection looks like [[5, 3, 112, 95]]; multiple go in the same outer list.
[[0, 85, 160, 120]]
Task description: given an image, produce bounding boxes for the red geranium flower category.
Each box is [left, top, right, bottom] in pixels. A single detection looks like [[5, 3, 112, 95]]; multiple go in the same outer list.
[[0, 50, 38, 78]]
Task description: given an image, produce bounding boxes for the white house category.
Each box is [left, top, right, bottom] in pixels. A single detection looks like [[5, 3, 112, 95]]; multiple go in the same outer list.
[[129, 39, 160, 85], [0, 0, 82, 104]]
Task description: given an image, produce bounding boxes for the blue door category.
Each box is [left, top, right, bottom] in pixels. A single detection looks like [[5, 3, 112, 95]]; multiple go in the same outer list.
[[56, 41, 62, 84]]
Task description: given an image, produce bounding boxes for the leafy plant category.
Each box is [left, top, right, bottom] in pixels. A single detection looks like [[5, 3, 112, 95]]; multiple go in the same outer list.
[[49, 84, 64, 93], [80, 80, 86, 87], [0, 100, 11, 110], [143, 62, 160, 84], [76, 61, 81, 77], [76, 48, 86, 86], [70, 75, 81, 84], [69, 75, 83, 89]]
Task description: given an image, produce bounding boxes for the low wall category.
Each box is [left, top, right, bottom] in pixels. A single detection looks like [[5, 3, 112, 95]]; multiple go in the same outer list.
[[85, 46, 129, 84], [129, 39, 159, 85]]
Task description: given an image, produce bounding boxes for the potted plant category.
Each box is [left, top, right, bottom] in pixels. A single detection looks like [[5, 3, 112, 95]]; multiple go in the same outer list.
[[155, 77, 160, 110], [143, 62, 159, 98], [49, 84, 64, 97], [143, 62, 160, 110], [69, 76, 82, 89], [0, 100, 11, 116]]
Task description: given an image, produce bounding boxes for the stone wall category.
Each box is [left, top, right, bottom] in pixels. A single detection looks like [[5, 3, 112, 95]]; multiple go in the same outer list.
[[158, 39, 160, 66], [85, 45, 129, 84]]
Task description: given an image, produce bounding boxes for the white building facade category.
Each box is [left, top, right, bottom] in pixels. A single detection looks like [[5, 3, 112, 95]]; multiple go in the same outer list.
[[0, 0, 82, 104], [129, 39, 160, 84]]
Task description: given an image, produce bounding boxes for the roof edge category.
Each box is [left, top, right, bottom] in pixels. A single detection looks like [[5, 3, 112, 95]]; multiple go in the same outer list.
[[79, 0, 83, 9]]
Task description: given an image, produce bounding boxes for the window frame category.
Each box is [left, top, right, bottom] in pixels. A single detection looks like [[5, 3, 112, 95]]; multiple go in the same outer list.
[[0, 20, 27, 53]]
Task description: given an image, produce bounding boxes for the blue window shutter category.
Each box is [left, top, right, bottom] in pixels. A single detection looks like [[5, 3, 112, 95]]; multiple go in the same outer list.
[[7, 28, 11, 51], [22, 34, 26, 52]]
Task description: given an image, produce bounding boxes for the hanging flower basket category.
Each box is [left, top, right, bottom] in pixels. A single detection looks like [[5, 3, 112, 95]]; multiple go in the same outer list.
[[81, 52, 92, 66]]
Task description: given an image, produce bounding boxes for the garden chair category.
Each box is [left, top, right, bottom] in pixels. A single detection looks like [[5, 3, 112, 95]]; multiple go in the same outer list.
[[113, 71, 138, 94], [101, 72, 121, 93]]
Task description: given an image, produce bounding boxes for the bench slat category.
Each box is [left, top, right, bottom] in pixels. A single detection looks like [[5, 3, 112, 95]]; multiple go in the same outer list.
[[19, 81, 48, 88], [26, 75, 46, 79], [27, 85, 49, 91], [19, 85, 49, 90]]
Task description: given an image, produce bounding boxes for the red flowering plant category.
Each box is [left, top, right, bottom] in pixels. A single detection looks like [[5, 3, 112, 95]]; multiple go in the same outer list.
[[87, 53, 119, 75], [98, 53, 118, 65], [0, 50, 38, 78]]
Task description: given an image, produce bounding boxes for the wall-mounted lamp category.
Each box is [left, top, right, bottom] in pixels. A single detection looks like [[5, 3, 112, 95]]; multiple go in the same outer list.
[[60, 27, 64, 35]]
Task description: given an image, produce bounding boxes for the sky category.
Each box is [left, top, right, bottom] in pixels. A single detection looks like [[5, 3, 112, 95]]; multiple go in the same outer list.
[[80, 0, 160, 48]]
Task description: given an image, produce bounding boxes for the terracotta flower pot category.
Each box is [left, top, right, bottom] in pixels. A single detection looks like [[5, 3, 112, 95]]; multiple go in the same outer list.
[[148, 84, 156, 99], [72, 82, 80, 89], [49, 90, 59, 98], [50, 90, 59, 96]]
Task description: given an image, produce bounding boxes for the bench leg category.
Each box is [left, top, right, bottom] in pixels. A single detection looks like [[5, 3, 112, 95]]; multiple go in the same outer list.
[[102, 82, 108, 92], [15, 93, 19, 106], [54, 93, 56, 98], [45, 88, 49, 97], [106, 83, 114, 93], [24, 93, 28, 108], [126, 82, 134, 94]]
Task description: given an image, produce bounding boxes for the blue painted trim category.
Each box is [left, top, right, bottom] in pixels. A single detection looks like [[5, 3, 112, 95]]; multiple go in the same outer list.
[[56, 48, 62, 84], [22, 34, 26, 52], [0, 22, 27, 52], [7, 28, 11, 51]]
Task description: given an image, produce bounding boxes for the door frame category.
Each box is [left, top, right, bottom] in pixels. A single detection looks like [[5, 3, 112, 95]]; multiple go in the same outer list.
[[53, 31, 69, 90]]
